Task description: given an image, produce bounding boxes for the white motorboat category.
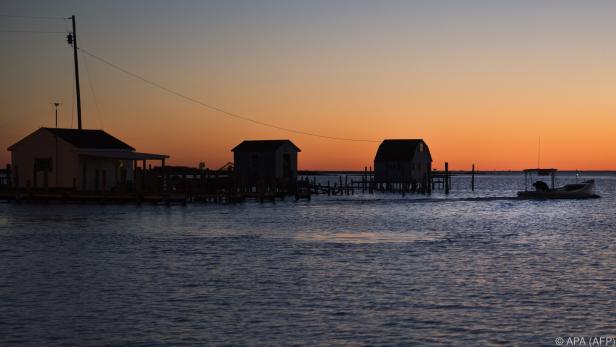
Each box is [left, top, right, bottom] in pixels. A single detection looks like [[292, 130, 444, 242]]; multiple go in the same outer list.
[[517, 169, 599, 199]]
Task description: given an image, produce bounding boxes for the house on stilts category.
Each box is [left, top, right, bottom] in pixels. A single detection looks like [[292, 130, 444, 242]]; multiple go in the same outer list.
[[374, 139, 432, 193], [232, 140, 300, 191]]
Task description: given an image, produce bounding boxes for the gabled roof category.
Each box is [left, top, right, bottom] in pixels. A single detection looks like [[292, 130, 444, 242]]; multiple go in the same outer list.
[[44, 128, 135, 150], [77, 149, 168, 160], [232, 140, 301, 152], [8, 128, 135, 151], [374, 139, 431, 162]]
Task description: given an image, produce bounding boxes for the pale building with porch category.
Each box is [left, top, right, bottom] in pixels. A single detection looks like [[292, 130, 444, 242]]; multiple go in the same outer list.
[[7, 127, 168, 191]]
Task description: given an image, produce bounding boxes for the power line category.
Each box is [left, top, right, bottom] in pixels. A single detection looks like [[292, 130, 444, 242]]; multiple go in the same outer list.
[[82, 53, 105, 129], [0, 14, 66, 20], [0, 30, 65, 34], [78, 47, 380, 143], [70, 69, 75, 129], [0, 14, 67, 35]]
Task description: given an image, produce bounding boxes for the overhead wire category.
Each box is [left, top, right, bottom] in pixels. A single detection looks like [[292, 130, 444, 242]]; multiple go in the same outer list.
[[78, 47, 380, 143], [0, 30, 66, 34], [0, 14, 66, 20], [70, 70, 75, 129], [81, 53, 105, 129], [0, 14, 68, 35], [1, 16, 379, 143]]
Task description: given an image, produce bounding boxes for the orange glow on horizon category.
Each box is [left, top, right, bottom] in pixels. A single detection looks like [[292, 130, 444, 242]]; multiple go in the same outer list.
[[2, 2, 616, 171]]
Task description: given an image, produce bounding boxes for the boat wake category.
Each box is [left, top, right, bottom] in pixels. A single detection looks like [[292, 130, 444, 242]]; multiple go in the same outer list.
[[323, 194, 600, 205]]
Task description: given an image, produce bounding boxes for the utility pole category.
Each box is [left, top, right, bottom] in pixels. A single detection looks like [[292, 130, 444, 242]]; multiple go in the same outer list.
[[52, 102, 61, 128], [67, 15, 82, 130]]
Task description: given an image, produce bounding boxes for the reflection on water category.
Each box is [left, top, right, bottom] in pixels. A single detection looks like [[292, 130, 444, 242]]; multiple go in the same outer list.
[[297, 231, 446, 243], [0, 174, 615, 346]]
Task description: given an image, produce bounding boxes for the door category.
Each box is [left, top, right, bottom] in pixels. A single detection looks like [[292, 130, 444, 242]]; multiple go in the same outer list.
[[283, 153, 292, 179]]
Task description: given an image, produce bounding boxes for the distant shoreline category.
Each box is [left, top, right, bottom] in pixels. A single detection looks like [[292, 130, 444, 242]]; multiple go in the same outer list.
[[298, 170, 616, 176]]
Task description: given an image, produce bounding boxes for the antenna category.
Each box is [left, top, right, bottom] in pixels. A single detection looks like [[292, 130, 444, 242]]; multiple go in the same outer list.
[[67, 15, 82, 130], [52, 102, 61, 128]]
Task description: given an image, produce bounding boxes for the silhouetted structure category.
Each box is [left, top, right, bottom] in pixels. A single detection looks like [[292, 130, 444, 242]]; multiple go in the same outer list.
[[7, 127, 168, 191], [232, 140, 300, 187], [374, 139, 432, 193]]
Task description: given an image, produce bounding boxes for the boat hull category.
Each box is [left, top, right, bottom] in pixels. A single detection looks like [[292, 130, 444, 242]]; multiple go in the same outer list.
[[517, 180, 599, 199]]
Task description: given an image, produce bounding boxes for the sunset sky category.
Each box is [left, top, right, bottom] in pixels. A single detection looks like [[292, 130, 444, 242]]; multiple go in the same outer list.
[[2, 1, 616, 170]]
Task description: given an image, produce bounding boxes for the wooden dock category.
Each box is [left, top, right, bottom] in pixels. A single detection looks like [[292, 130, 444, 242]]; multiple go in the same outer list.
[[0, 164, 470, 204]]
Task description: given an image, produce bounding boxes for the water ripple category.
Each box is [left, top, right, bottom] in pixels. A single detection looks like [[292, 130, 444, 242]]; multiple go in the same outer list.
[[0, 174, 615, 346]]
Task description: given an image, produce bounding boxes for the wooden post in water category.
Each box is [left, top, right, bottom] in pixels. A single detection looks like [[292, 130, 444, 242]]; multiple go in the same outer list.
[[471, 164, 475, 192], [141, 160, 146, 195], [363, 166, 367, 193], [369, 166, 373, 194], [6, 164, 11, 189], [445, 162, 449, 194], [162, 159, 166, 193]]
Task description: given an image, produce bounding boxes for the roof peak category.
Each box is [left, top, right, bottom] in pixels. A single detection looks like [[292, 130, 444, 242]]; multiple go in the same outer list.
[[44, 127, 135, 150], [382, 139, 424, 142], [42, 127, 104, 131], [375, 139, 431, 162], [239, 139, 293, 142], [232, 139, 300, 152]]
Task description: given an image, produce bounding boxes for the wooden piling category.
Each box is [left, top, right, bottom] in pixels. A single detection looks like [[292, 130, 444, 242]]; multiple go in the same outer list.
[[363, 166, 367, 193], [471, 164, 475, 192], [445, 162, 449, 194]]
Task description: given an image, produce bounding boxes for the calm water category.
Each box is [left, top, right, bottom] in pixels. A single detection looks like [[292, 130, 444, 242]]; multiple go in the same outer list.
[[1, 174, 615, 346]]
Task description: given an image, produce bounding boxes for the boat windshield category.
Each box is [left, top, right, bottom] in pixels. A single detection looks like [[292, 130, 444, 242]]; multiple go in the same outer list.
[[522, 168, 557, 191]]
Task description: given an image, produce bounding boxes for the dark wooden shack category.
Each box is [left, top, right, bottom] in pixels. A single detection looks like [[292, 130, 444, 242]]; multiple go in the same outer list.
[[374, 139, 432, 192], [232, 140, 300, 187]]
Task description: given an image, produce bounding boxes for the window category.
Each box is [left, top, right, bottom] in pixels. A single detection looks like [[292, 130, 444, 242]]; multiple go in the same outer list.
[[34, 158, 52, 171], [419, 142, 424, 152]]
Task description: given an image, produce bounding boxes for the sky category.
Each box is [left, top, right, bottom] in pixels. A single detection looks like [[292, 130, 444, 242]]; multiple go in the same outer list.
[[1, 0, 616, 170]]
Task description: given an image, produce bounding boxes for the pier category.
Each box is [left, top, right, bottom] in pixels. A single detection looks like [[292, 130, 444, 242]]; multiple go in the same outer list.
[[0, 165, 467, 204]]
